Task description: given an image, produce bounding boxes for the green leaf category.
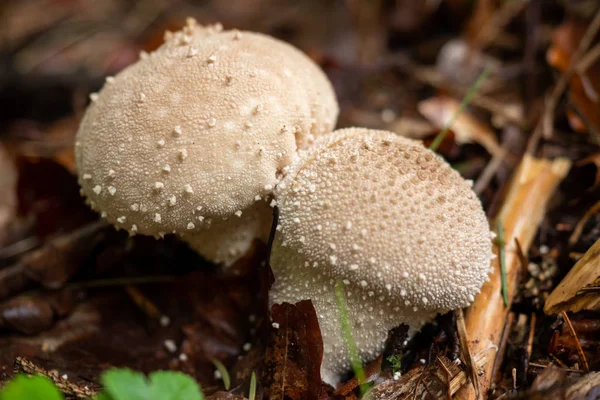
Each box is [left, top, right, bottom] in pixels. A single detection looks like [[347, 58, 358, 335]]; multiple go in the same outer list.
[[101, 369, 150, 400], [0, 375, 63, 400], [149, 371, 203, 400]]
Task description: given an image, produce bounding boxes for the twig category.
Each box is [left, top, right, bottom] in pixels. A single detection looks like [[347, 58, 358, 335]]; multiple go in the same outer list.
[[550, 353, 569, 369], [436, 357, 453, 400], [456, 309, 481, 400], [125, 285, 162, 320], [561, 311, 590, 372], [526, 314, 537, 363], [568, 199, 600, 246], [514, 238, 528, 274], [529, 362, 584, 374], [576, 43, 600, 74], [490, 312, 515, 387], [13, 357, 98, 399], [497, 220, 509, 307], [429, 66, 492, 152], [472, 0, 528, 50], [474, 147, 507, 195]]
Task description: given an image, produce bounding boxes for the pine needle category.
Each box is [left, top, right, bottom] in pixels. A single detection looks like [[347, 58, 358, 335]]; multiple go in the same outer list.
[[429, 66, 492, 152]]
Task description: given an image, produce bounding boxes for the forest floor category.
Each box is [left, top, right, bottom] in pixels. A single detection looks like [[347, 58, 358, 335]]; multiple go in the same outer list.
[[0, 0, 599, 399]]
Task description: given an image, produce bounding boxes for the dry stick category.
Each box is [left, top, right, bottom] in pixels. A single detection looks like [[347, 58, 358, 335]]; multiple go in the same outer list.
[[529, 362, 584, 374], [472, 0, 528, 50], [550, 354, 569, 369], [497, 220, 509, 307], [514, 238, 528, 274], [561, 311, 590, 372], [568, 199, 600, 246], [436, 357, 453, 400], [455, 155, 571, 400], [526, 313, 537, 363], [125, 285, 163, 320], [13, 356, 98, 399], [474, 147, 507, 195], [490, 312, 515, 388], [576, 42, 600, 75], [542, 7, 600, 139], [456, 308, 481, 400]]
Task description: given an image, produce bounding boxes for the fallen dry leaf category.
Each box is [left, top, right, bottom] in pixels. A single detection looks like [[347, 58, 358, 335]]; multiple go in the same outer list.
[[525, 367, 600, 399], [261, 300, 323, 400], [0, 221, 107, 300], [544, 238, 600, 314], [16, 158, 97, 238], [418, 96, 502, 156], [547, 19, 600, 139]]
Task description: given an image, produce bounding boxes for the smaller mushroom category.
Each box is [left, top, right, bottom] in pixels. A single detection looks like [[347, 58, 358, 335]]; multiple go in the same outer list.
[[270, 128, 494, 385]]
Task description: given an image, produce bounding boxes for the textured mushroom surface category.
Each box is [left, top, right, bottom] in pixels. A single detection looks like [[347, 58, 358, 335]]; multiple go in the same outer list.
[[75, 20, 338, 263], [184, 201, 272, 264], [270, 128, 493, 384]]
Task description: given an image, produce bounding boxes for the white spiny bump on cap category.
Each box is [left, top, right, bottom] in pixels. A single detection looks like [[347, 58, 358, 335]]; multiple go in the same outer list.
[[270, 128, 493, 385]]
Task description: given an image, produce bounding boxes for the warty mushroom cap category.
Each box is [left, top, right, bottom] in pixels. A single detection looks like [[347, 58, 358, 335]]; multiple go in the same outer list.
[[269, 127, 494, 384], [183, 200, 272, 265], [75, 19, 338, 262]]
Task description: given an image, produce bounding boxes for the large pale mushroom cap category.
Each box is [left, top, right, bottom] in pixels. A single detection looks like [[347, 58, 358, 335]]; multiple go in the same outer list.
[[270, 128, 493, 384], [75, 20, 338, 262]]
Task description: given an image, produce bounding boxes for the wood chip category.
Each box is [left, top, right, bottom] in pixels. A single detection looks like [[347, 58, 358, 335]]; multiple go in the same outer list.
[[545, 239, 600, 314]]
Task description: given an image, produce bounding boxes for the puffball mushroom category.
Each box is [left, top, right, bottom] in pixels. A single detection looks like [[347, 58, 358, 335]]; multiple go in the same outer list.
[[270, 128, 494, 385], [75, 19, 338, 264]]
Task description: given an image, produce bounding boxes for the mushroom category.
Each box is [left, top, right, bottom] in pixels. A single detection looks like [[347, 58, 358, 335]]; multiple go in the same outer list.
[[75, 19, 338, 265], [269, 127, 494, 385]]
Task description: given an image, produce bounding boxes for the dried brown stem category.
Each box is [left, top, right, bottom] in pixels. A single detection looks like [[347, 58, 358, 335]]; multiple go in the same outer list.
[[13, 356, 98, 399], [455, 155, 571, 400], [526, 313, 537, 363], [125, 284, 163, 320], [490, 312, 515, 387], [457, 308, 481, 399], [560, 311, 590, 372]]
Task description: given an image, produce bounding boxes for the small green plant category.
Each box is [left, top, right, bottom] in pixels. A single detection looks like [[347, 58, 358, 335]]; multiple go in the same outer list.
[[335, 280, 370, 396], [248, 371, 257, 400], [0, 375, 62, 400], [386, 354, 403, 376], [0, 369, 203, 400], [211, 359, 231, 390]]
